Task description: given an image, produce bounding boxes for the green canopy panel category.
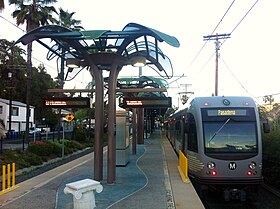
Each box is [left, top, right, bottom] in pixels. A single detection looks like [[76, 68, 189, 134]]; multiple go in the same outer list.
[[13, 22, 179, 79], [117, 76, 168, 89]]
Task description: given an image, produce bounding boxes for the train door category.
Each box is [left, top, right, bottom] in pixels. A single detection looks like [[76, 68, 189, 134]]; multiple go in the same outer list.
[[174, 118, 181, 153], [184, 113, 198, 154], [181, 117, 186, 154]]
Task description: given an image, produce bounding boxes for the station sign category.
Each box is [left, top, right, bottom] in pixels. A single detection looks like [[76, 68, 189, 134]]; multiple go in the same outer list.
[[122, 97, 172, 108], [43, 97, 90, 108]]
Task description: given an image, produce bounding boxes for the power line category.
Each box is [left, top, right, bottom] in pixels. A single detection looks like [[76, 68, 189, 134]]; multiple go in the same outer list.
[[0, 15, 57, 72], [257, 93, 280, 98], [0, 15, 25, 32], [192, 0, 259, 74], [230, 0, 259, 34], [220, 0, 259, 47], [190, 0, 260, 95], [188, 0, 236, 68], [220, 57, 267, 107], [1, 14, 90, 87], [220, 57, 251, 95]]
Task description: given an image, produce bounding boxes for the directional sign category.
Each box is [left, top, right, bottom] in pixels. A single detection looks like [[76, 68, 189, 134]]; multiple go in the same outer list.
[[43, 97, 90, 108], [122, 97, 172, 108], [66, 114, 74, 122]]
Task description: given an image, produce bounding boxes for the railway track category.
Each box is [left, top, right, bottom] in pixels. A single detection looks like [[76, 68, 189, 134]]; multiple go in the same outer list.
[[196, 182, 280, 209], [261, 183, 280, 198]]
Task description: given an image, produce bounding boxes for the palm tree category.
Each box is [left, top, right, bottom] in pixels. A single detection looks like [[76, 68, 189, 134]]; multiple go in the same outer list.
[[56, 8, 83, 31], [54, 8, 83, 140], [9, 0, 57, 142], [54, 7, 83, 86]]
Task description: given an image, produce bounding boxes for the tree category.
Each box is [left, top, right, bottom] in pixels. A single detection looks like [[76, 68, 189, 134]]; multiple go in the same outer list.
[[1, 39, 58, 127], [53, 7, 83, 139], [0, 39, 26, 100], [55, 8, 83, 31], [9, 0, 57, 141], [53, 7, 83, 88], [263, 95, 274, 111]]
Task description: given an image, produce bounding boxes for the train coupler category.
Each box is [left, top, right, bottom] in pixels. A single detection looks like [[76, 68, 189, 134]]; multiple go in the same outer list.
[[224, 189, 246, 201]]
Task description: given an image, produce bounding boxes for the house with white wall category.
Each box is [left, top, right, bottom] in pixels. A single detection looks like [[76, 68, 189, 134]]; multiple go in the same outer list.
[[0, 98, 35, 133]]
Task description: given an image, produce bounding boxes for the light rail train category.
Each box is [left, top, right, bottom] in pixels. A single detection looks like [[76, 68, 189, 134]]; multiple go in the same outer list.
[[165, 96, 268, 201]]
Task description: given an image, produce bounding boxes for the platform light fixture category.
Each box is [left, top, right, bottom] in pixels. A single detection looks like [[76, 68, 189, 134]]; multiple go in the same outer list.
[[130, 56, 146, 67], [66, 58, 80, 68]]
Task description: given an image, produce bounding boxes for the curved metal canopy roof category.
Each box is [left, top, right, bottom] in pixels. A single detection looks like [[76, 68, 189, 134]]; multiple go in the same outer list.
[[14, 22, 180, 78]]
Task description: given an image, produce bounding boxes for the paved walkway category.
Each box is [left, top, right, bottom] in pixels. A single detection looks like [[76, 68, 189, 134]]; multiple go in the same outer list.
[[0, 130, 204, 209]]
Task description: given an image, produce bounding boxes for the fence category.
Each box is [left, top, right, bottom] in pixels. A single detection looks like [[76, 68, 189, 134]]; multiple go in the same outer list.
[[0, 163, 19, 195], [0, 130, 74, 153]]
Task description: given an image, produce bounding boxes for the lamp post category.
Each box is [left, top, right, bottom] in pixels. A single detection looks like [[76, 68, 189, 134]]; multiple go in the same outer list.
[[8, 72, 12, 138]]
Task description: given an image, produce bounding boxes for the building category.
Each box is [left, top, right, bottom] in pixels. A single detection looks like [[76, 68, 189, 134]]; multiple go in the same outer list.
[[0, 98, 35, 134]]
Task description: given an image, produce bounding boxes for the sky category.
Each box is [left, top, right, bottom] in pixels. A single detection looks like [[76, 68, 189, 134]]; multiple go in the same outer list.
[[1, 0, 280, 108]]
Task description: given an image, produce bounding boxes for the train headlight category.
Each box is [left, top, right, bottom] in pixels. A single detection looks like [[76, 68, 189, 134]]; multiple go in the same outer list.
[[248, 162, 256, 170], [207, 161, 216, 169]]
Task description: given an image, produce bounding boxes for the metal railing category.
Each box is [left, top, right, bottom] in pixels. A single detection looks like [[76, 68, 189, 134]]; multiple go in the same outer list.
[[0, 130, 74, 152]]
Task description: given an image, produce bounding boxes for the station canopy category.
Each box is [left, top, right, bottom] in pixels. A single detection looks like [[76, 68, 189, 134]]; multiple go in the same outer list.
[[86, 75, 169, 98], [14, 22, 180, 78]]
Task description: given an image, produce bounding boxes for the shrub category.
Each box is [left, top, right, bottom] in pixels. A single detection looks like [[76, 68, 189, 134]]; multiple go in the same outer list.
[[0, 150, 43, 170], [262, 130, 280, 188], [28, 141, 62, 158], [74, 128, 88, 143], [22, 152, 43, 166], [67, 140, 86, 150]]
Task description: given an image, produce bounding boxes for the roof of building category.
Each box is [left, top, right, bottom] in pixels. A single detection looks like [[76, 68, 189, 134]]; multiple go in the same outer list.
[[0, 98, 34, 108]]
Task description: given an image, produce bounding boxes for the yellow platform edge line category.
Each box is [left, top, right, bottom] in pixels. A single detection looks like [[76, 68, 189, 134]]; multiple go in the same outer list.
[[177, 166, 190, 184], [0, 185, 20, 196]]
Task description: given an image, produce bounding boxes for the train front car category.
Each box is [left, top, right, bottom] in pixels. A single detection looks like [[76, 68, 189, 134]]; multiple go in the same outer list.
[[186, 96, 263, 201]]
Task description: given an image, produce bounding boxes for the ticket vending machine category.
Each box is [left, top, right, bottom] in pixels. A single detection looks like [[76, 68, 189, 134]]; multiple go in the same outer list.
[[116, 109, 130, 166]]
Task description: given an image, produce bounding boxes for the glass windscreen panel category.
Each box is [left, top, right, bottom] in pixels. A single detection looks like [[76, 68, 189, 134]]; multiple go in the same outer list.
[[204, 122, 257, 153], [202, 107, 257, 153]]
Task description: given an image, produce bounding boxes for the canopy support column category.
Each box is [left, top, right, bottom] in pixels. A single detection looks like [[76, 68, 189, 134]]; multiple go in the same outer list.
[[107, 63, 120, 184], [89, 64, 104, 181]]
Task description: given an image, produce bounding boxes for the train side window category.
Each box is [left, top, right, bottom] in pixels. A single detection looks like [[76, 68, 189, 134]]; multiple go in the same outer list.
[[186, 113, 198, 152]]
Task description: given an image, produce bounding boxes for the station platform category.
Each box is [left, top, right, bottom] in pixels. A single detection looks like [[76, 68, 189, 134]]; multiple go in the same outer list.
[[0, 130, 204, 209]]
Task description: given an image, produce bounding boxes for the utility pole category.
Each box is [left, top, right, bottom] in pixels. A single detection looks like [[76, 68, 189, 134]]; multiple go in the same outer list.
[[203, 33, 231, 96]]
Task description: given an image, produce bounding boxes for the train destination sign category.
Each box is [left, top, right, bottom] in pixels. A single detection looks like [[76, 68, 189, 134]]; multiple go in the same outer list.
[[123, 97, 172, 108], [43, 97, 90, 108], [207, 109, 247, 116]]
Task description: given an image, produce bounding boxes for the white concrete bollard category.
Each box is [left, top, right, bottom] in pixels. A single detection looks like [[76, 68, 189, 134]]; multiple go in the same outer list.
[[64, 178, 103, 209]]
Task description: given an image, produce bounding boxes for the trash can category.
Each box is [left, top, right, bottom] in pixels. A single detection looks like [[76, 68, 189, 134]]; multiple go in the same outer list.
[[116, 109, 130, 166]]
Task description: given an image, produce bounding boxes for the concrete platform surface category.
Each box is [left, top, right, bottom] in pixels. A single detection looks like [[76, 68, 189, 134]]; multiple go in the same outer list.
[[0, 130, 204, 209]]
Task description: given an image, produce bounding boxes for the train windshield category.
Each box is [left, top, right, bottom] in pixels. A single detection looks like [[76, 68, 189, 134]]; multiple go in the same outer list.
[[201, 107, 258, 153], [203, 121, 257, 153]]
